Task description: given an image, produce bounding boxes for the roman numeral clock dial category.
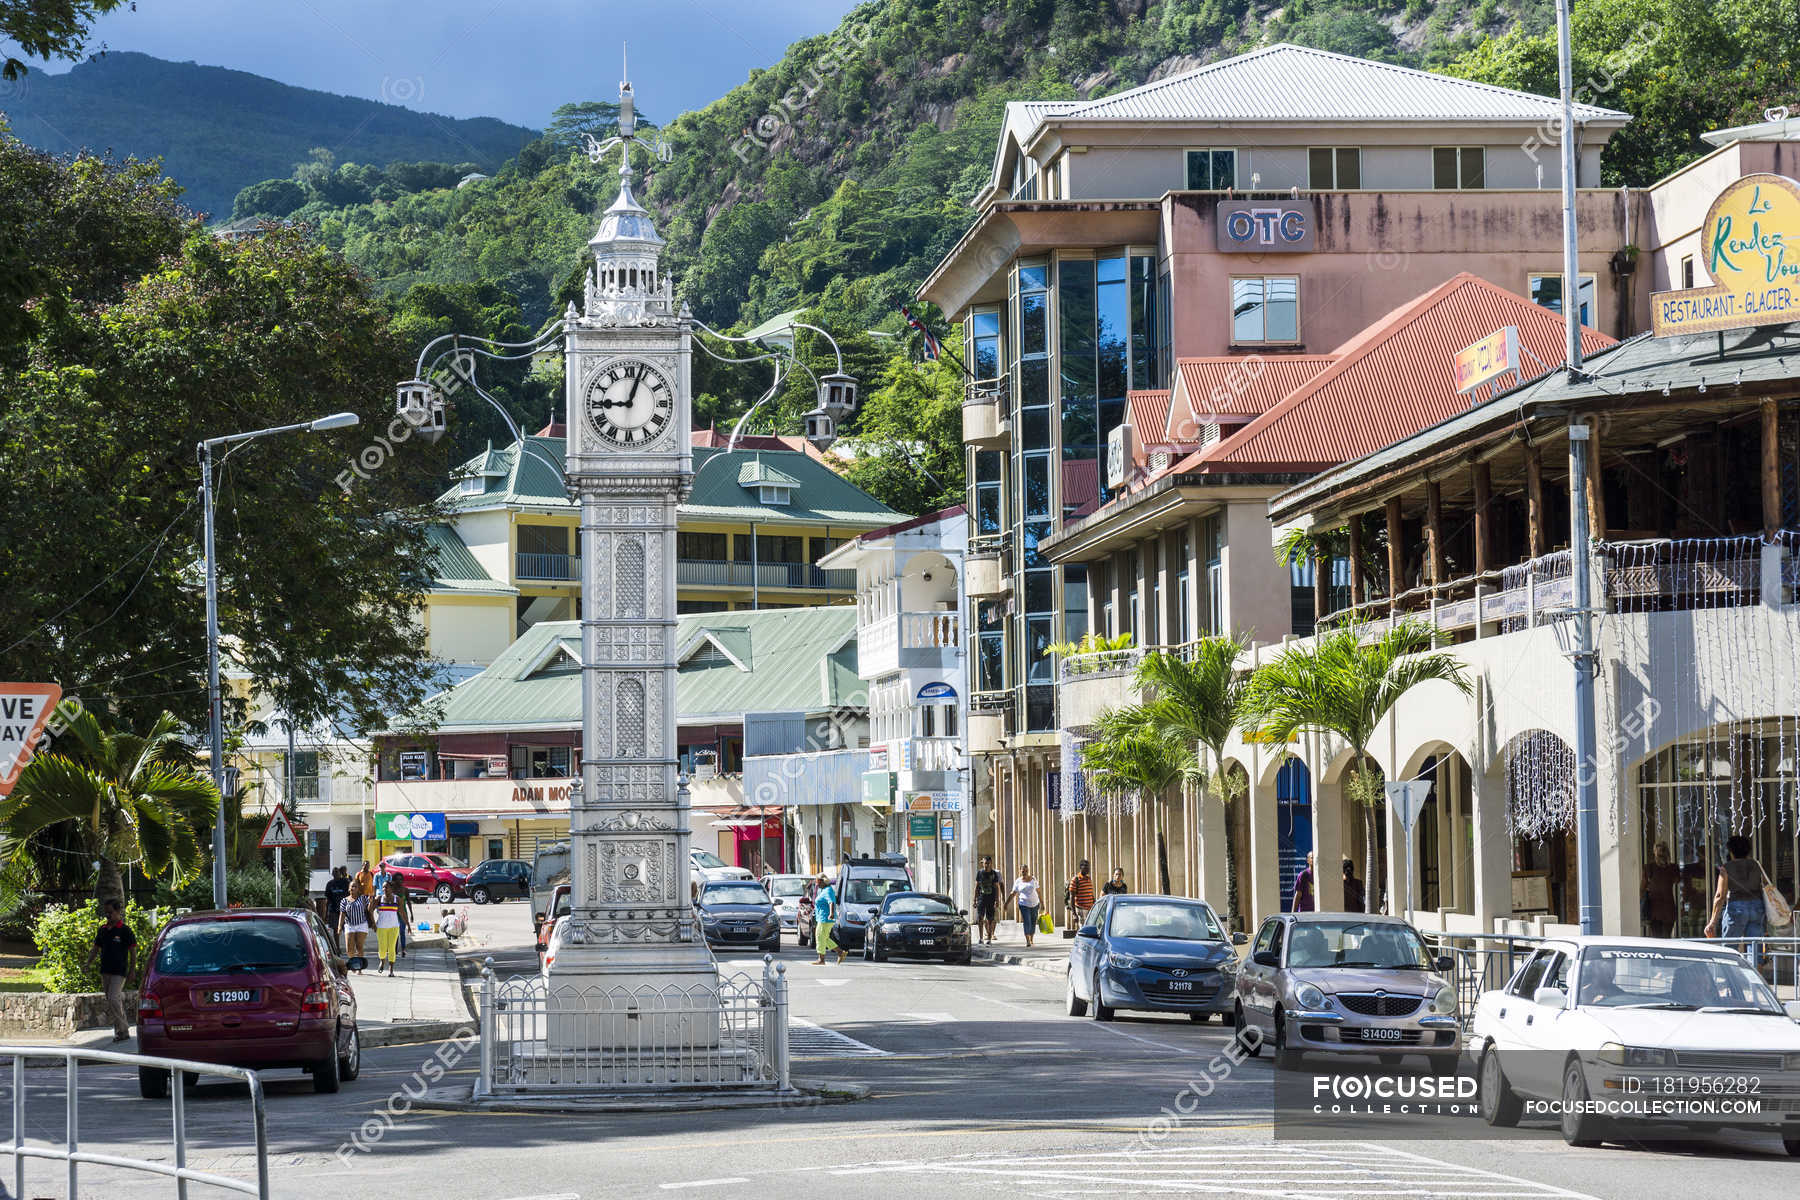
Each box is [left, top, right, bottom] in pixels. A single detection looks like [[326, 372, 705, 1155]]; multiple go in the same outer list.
[[584, 358, 674, 447]]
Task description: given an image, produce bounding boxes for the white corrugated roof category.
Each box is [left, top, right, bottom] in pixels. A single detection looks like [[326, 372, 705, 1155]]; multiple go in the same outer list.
[[1058, 43, 1630, 125]]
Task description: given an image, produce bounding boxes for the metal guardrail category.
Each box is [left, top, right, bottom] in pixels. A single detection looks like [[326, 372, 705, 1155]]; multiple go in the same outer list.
[[476, 955, 790, 1096], [1, 1045, 268, 1200]]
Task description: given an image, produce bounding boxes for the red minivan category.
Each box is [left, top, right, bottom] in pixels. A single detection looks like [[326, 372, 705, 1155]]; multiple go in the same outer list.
[[135, 908, 360, 1097]]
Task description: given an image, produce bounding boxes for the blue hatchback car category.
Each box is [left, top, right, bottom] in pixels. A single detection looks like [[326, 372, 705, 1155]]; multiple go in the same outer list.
[[1066, 895, 1247, 1022]]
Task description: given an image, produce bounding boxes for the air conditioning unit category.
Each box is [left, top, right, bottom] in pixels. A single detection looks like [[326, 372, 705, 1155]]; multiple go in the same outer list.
[[1105, 422, 1136, 490]]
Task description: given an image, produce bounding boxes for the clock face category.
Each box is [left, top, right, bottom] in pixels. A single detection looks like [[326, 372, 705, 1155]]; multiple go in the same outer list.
[[584, 358, 675, 447]]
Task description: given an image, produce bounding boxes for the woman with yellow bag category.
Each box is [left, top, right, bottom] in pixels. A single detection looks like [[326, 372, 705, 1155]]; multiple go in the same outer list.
[[1011, 865, 1042, 949]]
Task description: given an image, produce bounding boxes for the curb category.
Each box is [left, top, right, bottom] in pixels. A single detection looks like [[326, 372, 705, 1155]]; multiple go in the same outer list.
[[416, 1077, 867, 1113], [361, 1019, 476, 1049], [970, 944, 1068, 976]]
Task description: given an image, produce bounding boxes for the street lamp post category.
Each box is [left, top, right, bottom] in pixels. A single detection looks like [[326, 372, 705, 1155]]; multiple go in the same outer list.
[[201, 412, 360, 909]]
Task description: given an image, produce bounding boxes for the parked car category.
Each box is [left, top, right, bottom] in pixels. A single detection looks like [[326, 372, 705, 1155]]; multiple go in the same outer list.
[[1066, 895, 1246, 1022], [535, 883, 571, 964], [136, 908, 360, 1097], [863, 892, 972, 963], [381, 852, 469, 902], [1233, 911, 1460, 1071], [691, 848, 754, 890], [464, 858, 532, 905], [829, 855, 913, 950], [764, 873, 812, 932], [1471, 935, 1800, 1151], [695, 880, 780, 952], [796, 880, 818, 949]]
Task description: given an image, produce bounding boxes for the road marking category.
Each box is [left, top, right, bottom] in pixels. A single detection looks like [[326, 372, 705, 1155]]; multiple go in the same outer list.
[[897, 1011, 960, 1023], [658, 1179, 748, 1190]]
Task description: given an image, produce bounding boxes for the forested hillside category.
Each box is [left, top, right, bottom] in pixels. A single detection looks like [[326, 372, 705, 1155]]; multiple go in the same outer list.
[[0, 51, 536, 219], [214, 0, 1799, 513]]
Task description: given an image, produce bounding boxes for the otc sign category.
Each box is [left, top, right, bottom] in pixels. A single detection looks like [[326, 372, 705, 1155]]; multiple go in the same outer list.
[[1216, 199, 1315, 253], [375, 810, 447, 841], [0, 683, 62, 797], [1453, 326, 1520, 394], [1651, 173, 1800, 337]]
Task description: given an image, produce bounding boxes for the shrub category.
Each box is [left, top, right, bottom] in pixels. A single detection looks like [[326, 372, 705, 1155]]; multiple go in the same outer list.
[[32, 901, 164, 994], [159, 866, 284, 911]]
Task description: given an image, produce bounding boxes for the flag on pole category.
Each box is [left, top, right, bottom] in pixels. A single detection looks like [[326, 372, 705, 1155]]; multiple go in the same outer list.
[[900, 305, 942, 361]]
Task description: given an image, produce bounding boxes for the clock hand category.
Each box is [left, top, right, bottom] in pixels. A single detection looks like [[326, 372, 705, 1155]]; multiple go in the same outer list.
[[625, 366, 643, 407]]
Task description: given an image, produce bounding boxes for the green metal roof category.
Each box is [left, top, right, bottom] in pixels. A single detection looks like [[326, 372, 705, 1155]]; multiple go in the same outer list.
[[417, 606, 861, 733], [438, 440, 900, 528], [425, 524, 516, 594]]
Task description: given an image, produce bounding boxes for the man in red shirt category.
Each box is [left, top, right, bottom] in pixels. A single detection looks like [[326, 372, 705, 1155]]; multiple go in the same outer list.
[[1067, 860, 1096, 928]]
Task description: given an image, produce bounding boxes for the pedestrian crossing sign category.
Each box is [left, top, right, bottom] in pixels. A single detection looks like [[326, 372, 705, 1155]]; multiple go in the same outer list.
[[258, 805, 302, 849]]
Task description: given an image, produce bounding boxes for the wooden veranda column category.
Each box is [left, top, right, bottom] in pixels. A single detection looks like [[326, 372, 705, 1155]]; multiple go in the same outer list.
[[1583, 418, 1608, 540], [1385, 496, 1405, 606], [1525, 443, 1547, 557], [1425, 481, 1446, 589], [1472, 462, 1492, 576], [1347, 513, 1365, 608], [1763, 399, 1783, 539]]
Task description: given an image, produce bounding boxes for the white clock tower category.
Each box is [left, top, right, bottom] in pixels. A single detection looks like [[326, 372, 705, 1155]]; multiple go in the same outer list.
[[549, 77, 717, 1024]]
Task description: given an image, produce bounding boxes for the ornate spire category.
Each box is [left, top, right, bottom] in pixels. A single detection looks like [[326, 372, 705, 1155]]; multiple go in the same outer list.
[[579, 60, 674, 324]]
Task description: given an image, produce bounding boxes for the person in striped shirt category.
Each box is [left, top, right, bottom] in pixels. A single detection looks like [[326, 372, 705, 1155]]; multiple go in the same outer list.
[[1066, 861, 1096, 927]]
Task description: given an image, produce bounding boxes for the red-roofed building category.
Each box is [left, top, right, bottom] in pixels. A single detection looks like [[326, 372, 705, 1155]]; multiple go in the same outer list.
[[1045, 273, 1615, 653]]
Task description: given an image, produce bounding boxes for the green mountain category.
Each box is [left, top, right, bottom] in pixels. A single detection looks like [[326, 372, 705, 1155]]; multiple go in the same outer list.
[[0, 51, 537, 219]]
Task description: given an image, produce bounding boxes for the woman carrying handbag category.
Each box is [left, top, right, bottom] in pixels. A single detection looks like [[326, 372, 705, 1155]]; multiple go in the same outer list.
[[1705, 834, 1792, 974]]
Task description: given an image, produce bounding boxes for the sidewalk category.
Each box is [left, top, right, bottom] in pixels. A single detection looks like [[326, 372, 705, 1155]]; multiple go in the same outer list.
[[970, 920, 1074, 976]]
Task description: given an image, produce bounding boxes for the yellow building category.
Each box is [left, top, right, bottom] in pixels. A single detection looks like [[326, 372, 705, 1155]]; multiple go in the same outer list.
[[424, 431, 903, 666]]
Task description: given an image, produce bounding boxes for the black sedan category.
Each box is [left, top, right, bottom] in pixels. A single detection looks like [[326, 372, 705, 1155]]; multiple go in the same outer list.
[[863, 892, 972, 964], [696, 881, 781, 952], [464, 858, 532, 904]]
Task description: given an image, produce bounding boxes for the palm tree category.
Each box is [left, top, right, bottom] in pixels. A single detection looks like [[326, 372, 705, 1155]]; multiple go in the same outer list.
[[1078, 706, 1196, 897], [1, 710, 219, 906], [1239, 621, 1470, 913], [1131, 636, 1250, 929]]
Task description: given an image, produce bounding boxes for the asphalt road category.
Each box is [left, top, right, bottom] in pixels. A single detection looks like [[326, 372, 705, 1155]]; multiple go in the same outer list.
[[18, 903, 1799, 1200]]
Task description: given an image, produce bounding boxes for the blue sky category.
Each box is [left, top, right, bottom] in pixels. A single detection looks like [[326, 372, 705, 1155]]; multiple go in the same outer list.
[[61, 0, 866, 128]]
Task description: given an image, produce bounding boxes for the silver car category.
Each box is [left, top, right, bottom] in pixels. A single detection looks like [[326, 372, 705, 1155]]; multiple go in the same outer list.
[[1233, 912, 1461, 1071]]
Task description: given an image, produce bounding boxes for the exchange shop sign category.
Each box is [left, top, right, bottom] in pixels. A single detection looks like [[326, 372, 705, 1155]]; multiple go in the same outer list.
[[1651, 173, 1800, 337], [1216, 199, 1315, 253], [375, 810, 447, 841]]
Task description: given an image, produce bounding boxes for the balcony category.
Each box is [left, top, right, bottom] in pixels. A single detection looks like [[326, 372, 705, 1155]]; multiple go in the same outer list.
[[966, 533, 1010, 598], [676, 559, 857, 591], [968, 691, 1013, 755], [859, 610, 961, 678], [962, 377, 1010, 449], [1057, 648, 1146, 729], [516, 552, 578, 582], [893, 736, 963, 788]]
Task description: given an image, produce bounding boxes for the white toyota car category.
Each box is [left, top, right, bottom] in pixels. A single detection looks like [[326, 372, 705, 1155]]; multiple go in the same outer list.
[[1470, 935, 1800, 1152]]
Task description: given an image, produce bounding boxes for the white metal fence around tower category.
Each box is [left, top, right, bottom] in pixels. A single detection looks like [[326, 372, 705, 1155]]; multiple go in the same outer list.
[[475, 956, 791, 1096]]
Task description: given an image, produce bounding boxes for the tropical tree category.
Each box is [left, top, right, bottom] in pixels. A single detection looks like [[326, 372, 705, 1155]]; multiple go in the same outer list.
[[1078, 705, 1197, 897], [1239, 622, 1471, 912], [0, 710, 219, 907], [1132, 636, 1250, 929]]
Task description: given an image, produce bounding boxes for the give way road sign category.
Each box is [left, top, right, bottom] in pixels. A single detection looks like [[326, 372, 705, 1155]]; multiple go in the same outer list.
[[0, 683, 63, 798]]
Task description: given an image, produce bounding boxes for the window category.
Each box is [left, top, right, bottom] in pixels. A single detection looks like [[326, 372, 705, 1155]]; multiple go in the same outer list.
[[1680, 255, 1695, 290], [1307, 147, 1361, 189], [347, 830, 363, 858], [1433, 146, 1485, 189], [458, 476, 483, 495], [308, 828, 330, 870], [1230, 276, 1299, 343], [1185, 148, 1236, 190], [1528, 273, 1597, 327], [756, 534, 805, 563], [810, 536, 844, 559], [1252, 918, 1279, 957], [678, 531, 727, 560], [969, 309, 1001, 380], [1508, 948, 1556, 998], [757, 484, 791, 505], [511, 745, 571, 779]]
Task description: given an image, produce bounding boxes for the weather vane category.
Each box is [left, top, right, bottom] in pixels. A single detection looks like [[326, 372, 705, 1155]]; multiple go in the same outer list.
[[582, 44, 673, 175]]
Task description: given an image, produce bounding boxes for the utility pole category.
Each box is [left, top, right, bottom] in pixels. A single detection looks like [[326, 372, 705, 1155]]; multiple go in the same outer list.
[[202, 442, 228, 909], [1555, 0, 1602, 935]]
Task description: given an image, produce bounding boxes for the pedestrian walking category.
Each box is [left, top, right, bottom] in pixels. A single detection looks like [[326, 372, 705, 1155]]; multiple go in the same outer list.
[[811, 874, 844, 965], [1102, 867, 1128, 896], [374, 878, 407, 976], [973, 855, 1003, 944], [339, 886, 371, 970], [84, 899, 136, 1042], [353, 861, 374, 901], [1705, 834, 1776, 971], [1341, 859, 1365, 913], [1289, 851, 1316, 912], [324, 866, 350, 926], [1013, 866, 1042, 949], [1065, 860, 1095, 930]]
